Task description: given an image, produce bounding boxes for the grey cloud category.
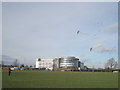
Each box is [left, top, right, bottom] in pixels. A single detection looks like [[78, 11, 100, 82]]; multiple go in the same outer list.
[[0, 55, 16, 65], [1, 55, 15, 61]]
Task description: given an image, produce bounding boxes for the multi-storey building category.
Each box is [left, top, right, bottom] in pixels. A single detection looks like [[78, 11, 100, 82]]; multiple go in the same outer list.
[[36, 58, 53, 70], [36, 56, 84, 71]]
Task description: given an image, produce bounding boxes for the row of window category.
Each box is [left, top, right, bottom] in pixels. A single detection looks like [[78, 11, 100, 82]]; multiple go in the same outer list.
[[38, 65, 51, 67], [60, 66, 78, 68], [38, 63, 52, 65], [60, 63, 77, 65], [60, 60, 78, 63]]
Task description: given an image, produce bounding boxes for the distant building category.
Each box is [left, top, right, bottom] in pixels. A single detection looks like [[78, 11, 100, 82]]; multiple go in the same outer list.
[[53, 56, 79, 70], [80, 62, 84, 69], [36, 56, 85, 71], [36, 58, 53, 70]]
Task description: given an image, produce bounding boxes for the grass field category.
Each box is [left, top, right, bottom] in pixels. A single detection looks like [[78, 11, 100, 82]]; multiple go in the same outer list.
[[2, 70, 118, 88]]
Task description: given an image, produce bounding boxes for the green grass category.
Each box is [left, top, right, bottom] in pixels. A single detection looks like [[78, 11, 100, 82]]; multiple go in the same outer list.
[[2, 70, 118, 88]]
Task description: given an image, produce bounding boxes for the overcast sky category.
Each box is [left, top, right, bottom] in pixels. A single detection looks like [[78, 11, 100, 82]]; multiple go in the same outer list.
[[2, 2, 118, 68]]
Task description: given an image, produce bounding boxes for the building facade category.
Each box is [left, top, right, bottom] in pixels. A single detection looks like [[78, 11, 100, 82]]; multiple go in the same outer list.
[[53, 56, 79, 70], [36, 56, 84, 71], [36, 58, 53, 70]]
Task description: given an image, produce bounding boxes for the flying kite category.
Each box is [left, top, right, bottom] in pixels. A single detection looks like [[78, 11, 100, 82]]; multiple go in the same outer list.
[[77, 30, 89, 36], [90, 48, 92, 51], [77, 30, 80, 34]]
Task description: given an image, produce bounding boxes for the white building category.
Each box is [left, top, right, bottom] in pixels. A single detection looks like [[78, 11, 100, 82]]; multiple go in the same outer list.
[[36, 58, 53, 70]]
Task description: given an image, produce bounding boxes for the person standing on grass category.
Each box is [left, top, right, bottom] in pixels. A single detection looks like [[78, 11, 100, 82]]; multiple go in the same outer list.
[[8, 66, 11, 76]]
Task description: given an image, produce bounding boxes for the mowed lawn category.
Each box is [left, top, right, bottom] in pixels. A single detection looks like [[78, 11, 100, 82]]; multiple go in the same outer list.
[[2, 70, 118, 88]]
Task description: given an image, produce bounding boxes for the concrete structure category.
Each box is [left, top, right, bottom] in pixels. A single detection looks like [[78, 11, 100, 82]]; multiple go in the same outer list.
[[36, 58, 53, 70], [36, 56, 85, 71]]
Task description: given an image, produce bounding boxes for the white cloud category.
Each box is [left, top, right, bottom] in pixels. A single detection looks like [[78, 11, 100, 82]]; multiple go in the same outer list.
[[101, 23, 118, 34], [92, 41, 115, 53], [97, 47, 115, 53], [92, 42, 104, 50]]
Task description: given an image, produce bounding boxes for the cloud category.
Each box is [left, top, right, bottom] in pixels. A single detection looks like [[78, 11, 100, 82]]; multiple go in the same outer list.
[[96, 47, 115, 53], [0, 55, 16, 65], [1, 55, 15, 60], [102, 23, 118, 34], [92, 42, 104, 50], [92, 41, 115, 53]]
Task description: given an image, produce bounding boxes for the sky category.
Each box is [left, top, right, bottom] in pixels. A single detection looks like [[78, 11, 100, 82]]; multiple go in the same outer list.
[[2, 2, 118, 68]]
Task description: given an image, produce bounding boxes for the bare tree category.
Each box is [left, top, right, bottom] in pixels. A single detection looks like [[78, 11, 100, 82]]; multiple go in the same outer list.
[[113, 61, 118, 69], [105, 58, 117, 69]]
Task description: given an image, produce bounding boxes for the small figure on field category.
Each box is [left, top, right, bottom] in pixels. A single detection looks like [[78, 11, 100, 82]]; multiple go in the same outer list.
[[8, 66, 11, 76]]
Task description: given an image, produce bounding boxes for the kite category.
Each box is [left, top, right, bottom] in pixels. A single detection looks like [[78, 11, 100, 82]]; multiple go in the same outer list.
[[90, 48, 92, 51], [77, 30, 80, 34]]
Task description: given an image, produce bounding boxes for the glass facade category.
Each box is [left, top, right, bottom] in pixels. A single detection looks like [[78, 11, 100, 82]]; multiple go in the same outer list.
[[59, 57, 79, 68]]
